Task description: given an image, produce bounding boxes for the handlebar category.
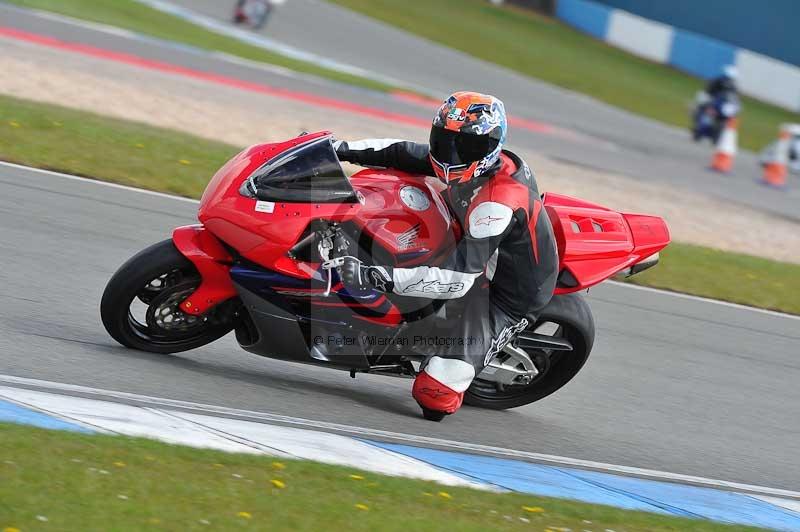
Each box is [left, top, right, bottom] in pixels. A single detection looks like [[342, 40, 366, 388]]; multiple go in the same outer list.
[[288, 232, 318, 259]]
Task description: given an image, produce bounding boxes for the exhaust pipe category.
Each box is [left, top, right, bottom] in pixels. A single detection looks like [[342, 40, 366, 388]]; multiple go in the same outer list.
[[613, 252, 660, 280]]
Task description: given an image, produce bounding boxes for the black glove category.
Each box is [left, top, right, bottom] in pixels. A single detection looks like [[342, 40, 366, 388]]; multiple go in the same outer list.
[[338, 257, 393, 293], [333, 139, 350, 162]]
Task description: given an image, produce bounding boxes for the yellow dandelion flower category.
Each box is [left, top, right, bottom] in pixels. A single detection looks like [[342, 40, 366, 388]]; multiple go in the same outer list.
[[237, 512, 251, 519], [522, 505, 544, 513], [422, 492, 433, 497], [271, 461, 286, 469], [438, 491, 452, 499], [8, 121, 20, 128], [4, 527, 21, 532], [349, 474, 364, 480], [113, 461, 126, 468], [135, 143, 145, 148], [270, 479, 286, 489], [179, 159, 192, 165], [354, 503, 369, 511]]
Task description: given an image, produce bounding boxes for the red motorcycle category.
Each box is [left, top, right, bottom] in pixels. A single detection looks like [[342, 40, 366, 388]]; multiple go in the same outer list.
[[101, 132, 669, 415]]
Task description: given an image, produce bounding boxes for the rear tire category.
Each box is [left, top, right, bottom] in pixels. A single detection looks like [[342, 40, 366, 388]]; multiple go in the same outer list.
[[101, 239, 237, 354], [464, 293, 595, 410]]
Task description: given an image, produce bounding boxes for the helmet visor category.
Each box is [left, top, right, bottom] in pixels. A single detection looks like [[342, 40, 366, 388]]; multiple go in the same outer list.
[[429, 126, 500, 167]]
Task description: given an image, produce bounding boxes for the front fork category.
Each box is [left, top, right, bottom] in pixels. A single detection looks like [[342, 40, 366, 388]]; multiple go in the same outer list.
[[172, 225, 238, 316]]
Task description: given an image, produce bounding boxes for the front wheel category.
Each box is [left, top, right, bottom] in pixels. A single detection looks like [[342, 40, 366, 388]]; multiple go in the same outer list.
[[100, 239, 238, 354], [464, 293, 595, 410]]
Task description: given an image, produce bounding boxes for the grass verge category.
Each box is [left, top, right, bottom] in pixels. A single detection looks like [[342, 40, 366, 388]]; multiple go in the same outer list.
[[0, 94, 238, 197], [627, 242, 800, 315], [3, 0, 400, 93], [329, 0, 800, 151], [0, 422, 763, 531], [2, 93, 798, 314]]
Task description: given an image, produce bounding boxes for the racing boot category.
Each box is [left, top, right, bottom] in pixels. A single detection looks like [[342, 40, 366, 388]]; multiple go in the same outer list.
[[412, 356, 475, 421]]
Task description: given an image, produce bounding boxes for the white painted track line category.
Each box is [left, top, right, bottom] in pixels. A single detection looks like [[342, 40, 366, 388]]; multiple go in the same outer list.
[[0, 385, 482, 487], [2, 160, 797, 320], [0, 161, 200, 204], [2, 373, 798, 500]]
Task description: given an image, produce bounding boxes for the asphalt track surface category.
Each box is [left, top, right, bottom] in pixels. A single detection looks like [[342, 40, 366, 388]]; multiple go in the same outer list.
[[1, 163, 798, 491], [2, 2, 799, 222]]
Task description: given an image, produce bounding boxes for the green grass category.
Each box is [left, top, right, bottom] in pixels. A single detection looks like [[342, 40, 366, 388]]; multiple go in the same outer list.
[[329, 0, 800, 151], [2, 93, 798, 314], [626, 242, 800, 315], [3, 0, 400, 93], [0, 423, 764, 531], [0, 93, 239, 197]]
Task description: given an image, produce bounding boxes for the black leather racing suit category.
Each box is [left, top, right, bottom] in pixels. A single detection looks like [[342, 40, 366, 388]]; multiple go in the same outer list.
[[336, 139, 559, 378]]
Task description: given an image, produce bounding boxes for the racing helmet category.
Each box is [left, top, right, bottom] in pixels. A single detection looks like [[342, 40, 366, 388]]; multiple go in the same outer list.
[[723, 65, 739, 80], [429, 91, 507, 184]]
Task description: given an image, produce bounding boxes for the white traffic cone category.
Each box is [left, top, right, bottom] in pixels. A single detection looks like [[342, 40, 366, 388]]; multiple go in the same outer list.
[[710, 117, 738, 173], [761, 124, 797, 187]]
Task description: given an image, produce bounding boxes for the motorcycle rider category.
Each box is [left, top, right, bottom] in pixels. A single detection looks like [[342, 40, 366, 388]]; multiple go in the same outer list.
[[705, 65, 738, 99], [335, 91, 559, 420], [233, 0, 275, 28], [693, 65, 740, 142]]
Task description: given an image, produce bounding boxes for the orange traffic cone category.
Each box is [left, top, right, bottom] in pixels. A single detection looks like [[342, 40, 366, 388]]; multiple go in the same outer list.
[[710, 117, 738, 173], [761, 126, 791, 187]]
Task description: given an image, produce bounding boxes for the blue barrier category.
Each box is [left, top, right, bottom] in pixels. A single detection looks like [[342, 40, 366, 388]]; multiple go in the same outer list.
[[555, 0, 611, 40], [669, 29, 736, 80]]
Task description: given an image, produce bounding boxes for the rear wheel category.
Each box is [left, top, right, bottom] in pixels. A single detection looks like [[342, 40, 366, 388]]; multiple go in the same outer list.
[[101, 239, 238, 354], [464, 293, 594, 410]]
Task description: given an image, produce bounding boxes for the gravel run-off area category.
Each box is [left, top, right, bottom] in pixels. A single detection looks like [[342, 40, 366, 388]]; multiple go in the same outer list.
[[2, 38, 799, 264]]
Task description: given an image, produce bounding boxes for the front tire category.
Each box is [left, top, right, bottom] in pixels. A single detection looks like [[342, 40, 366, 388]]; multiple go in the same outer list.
[[101, 239, 237, 354], [464, 293, 595, 410]]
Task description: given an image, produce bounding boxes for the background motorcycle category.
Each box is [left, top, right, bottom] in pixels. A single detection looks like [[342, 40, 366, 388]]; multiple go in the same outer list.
[[101, 132, 670, 420], [691, 90, 740, 143], [233, 0, 282, 30]]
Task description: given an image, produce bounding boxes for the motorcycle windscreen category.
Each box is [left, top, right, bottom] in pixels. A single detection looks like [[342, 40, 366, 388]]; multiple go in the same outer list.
[[246, 136, 358, 203]]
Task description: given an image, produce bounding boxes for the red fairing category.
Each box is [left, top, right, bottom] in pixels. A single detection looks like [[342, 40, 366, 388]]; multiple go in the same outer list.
[[198, 131, 361, 278], [172, 225, 238, 316], [198, 132, 460, 273], [412, 372, 463, 414], [349, 170, 458, 266], [543, 193, 670, 294]]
